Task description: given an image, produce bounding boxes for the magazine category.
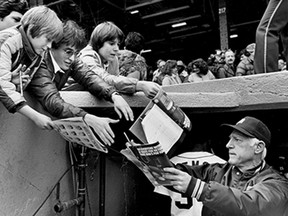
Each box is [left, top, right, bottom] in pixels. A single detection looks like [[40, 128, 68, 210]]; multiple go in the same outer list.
[[53, 116, 108, 153], [129, 88, 192, 156], [121, 140, 173, 186]]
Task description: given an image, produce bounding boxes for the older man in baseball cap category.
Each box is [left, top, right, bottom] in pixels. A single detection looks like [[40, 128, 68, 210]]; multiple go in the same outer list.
[[161, 116, 288, 216]]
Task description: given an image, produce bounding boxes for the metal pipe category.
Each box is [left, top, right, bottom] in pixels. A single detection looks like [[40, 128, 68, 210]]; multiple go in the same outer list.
[[54, 197, 83, 213]]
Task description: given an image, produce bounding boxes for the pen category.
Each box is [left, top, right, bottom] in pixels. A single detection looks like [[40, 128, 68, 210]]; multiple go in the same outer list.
[[19, 69, 23, 97]]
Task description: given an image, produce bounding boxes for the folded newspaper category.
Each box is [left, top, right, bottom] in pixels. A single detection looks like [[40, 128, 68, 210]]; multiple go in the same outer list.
[[53, 116, 108, 153]]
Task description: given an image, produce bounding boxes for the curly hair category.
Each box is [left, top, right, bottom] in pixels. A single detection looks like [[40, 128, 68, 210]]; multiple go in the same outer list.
[[191, 58, 209, 75]]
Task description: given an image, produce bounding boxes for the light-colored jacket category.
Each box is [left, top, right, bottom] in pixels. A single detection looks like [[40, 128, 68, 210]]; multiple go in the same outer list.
[[0, 25, 42, 113], [78, 45, 138, 94]]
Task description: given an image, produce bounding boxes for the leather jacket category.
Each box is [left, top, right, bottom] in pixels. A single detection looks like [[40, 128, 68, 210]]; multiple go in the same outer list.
[[27, 51, 116, 118]]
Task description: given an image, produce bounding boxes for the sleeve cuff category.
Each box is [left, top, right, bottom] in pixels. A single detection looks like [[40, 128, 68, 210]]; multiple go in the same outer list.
[[185, 177, 205, 200]]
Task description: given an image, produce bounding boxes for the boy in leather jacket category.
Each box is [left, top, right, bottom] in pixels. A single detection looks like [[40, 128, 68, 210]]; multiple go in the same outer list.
[[27, 20, 135, 146]]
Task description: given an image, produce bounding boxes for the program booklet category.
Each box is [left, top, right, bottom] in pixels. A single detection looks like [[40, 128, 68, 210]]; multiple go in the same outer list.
[[121, 140, 174, 186], [129, 88, 192, 157], [53, 116, 108, 153]]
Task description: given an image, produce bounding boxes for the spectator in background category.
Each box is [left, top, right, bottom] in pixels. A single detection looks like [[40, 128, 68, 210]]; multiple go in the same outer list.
[[278, 58, 286, 71], [254, 0, 288, 73], [161, 60, 182, 86], [207, 49, 225, 77], [118, 31, 147, 80], [152, 59, 165, 85], [0, 0, 28, 31], [236, 43, 255, 76], [216, 49, 236, 79], [187, 58, 215, 83], [177, 60, 189, 83]]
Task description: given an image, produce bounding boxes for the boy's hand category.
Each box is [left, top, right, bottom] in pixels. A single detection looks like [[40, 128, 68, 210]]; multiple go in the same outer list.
[[33, 113, 55, 130], [136, 81, 161, 99], [84, 114, 119, 145], [111, 93, 134, 121], [11, 64, 30, 86]]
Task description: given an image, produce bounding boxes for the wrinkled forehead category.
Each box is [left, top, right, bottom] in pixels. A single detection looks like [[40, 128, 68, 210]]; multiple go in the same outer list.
[[230, 130, 251, 140]]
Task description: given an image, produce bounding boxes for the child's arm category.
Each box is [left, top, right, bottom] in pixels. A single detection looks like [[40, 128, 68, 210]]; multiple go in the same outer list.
[[18, 105, 54, 130]]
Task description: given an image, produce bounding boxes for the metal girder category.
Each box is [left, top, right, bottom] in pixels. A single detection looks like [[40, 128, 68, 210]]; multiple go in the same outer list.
[[142, 5, 190, 19]]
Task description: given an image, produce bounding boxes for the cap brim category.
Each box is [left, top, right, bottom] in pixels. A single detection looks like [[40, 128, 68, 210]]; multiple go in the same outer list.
[[221, 124, 255, 138]]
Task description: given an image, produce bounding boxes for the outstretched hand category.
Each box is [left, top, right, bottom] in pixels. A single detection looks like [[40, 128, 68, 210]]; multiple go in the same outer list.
[[84, 114, 119, 145], [136, 81, 161, 99], [111, 93, 134, 121], [11, 64, 30, 86]]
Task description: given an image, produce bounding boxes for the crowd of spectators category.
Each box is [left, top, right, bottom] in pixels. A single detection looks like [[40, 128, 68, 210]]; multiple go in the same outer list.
[[148, 43, 287, 86]]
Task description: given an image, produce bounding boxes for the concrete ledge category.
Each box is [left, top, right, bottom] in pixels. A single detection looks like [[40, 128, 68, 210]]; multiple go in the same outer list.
[[60, 71, 288, 110]]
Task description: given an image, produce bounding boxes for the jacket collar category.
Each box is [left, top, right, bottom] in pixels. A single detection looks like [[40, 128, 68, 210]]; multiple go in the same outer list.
[[18, 25, 40, 61], [44, 50, 56, 75]]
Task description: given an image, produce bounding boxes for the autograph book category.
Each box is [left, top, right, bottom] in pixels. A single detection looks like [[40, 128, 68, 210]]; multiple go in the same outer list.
[[122, 89, 192, 186], [53, 116, 108, 153], [121, 140, 174, 186], [129, 89, 192, 156]]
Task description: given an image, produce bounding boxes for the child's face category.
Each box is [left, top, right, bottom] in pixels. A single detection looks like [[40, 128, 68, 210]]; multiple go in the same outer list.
[[51, 44, 77, 71], [28, 33, 52, 55], [98, 39, 120, 63], [0, 11, 23, 31]]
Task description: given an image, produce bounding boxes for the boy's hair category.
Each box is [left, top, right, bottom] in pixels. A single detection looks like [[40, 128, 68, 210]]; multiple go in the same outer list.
[[0, 0, 29, 19], [124, 31, 144, 54], [89, 21, 124, 52], [21, 5, 63, 42], [52, 20, 87, 51]]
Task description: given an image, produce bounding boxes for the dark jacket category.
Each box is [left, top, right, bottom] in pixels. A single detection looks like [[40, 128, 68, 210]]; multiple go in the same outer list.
[[27, 51, 116, 119], [177, 162, 288, 216], [216, 64, 235, 78], [0, 25, 43, 113]]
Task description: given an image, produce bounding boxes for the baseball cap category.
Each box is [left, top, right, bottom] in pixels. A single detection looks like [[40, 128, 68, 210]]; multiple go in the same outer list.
[[222, 116, 271, 146]]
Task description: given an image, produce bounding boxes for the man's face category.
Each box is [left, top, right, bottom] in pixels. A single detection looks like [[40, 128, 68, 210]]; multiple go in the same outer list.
[[52, 44, 77, 71], [98, 39, 120, 63], [226, 131, 256, 170], [28, 33, 52, 55], [0, 11, 23, 31], [225, 51, 235, 65]]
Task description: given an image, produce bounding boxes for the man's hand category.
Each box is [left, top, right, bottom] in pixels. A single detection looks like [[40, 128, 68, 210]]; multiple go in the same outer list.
[[162, 167, 191, 193], [11, 64, 30, 86], [84, 114, 119, 145], [136, 81, 161, 99], [111, 93, 134, 121]]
